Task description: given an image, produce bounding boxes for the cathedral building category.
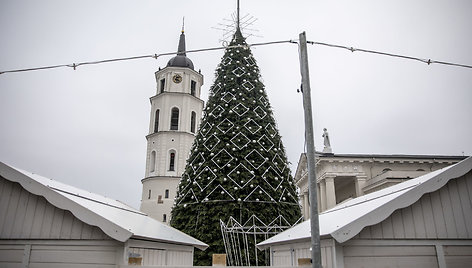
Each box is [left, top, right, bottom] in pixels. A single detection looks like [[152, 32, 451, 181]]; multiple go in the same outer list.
[[295, 130, 466, 219], [140, 29, 204, 223]]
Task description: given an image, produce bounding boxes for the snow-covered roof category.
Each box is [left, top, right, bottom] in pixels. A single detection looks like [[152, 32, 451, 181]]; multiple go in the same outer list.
[[258, 156, 472, 248], [0, 162, 208, 250]]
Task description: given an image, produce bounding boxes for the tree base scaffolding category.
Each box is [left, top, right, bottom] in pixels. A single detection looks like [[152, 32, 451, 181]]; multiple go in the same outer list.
[[220, 215, 303, 266]]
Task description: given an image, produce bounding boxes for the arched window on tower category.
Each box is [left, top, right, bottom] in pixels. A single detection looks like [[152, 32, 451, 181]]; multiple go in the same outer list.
[[190, 111, 196, 133], [150, 151, 156, 172], [165, 189, 169, 198], [190, 80, 196, 96], [160, 78, 166, 93], [169, 151, 176, 171], [154, 109, 160, 133], [170, 108, 179, 130]]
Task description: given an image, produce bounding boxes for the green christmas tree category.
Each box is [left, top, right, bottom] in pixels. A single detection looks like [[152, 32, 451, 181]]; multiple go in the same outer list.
[[171, 29, 302, 266]]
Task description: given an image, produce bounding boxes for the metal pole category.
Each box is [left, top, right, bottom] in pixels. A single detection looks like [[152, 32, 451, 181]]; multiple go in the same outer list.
[[236, 0, 240, 31], [298, 31, 322, 268]]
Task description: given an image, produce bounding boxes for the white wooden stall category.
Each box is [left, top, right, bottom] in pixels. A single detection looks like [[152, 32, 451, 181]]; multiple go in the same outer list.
[[258, 157, 472, 268], [0, 162, 207, 267]]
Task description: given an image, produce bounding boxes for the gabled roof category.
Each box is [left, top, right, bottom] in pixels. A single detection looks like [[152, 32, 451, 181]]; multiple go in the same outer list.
[[0, 162, 208, 250], [258, 156, 472, 248]]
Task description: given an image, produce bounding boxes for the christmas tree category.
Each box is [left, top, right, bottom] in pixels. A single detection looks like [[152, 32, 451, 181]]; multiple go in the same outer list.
[[171, 28, 302, 266]]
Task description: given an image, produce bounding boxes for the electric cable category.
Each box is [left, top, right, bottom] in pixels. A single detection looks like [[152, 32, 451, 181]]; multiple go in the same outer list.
[[0, 41, 295, 75], [1, 39, 471, 75], [309, 41, 472, 69]]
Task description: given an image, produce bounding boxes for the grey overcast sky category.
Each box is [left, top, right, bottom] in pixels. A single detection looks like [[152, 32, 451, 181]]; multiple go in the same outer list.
[[1, 0, 471, 209]]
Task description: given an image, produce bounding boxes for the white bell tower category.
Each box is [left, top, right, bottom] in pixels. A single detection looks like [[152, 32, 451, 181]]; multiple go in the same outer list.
[[140, 28, 204, 223]]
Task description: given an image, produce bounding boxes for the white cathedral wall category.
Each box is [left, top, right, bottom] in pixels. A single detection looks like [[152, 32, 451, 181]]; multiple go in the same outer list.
[[140, 176, 179, 222], [149, 94, 203, 135], [154, 67, 203, 96], [296, 156, 463, 217], [141, 132, 196, 222], [145, 132, 196, 177]]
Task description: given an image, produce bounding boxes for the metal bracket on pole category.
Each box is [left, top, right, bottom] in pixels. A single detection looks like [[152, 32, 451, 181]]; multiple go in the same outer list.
[[298, 31, 322, 268]]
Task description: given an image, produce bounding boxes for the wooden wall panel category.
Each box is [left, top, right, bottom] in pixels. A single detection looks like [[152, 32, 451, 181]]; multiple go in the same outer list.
[[129, 247, 167, 266], [439, 184, 458, 237], [344, 256, 439, 268], [0, 178, 110, 240], [420, 194, 436, 238], [21, 194, 38, 238], [270, 241, 334, 267], [429, 191, 447, 238], [457, 177, 472, 235], [356, 173, 472, 240], [344, 245, 439, 268], [60, 210, 74, 239], [412, 202, 427, 238], [0, 242, 121, 268], [50, 209, 64, 238], [402, 206, 416, 238], [166, 250, 193, 266], [0, 179, 11, 234], [381, 216, 394, 238], [344, 245, 436, 256], [294, 247, 310, 261], [448, 179, 468, 237], [272, 249, 292, 266], [0, 244, 24, 265], [70, 217, 83, 239], [29, 246, 116, 265], [40, 198, 55, 237], [10, 187, 29, 237], [444, 245, 472, 268], [370, 220, 383, 238], [323, 246, 332, 268], [30, 197, 46, 237], [1, 179, 19, 238], [391, 210, 405, 239]]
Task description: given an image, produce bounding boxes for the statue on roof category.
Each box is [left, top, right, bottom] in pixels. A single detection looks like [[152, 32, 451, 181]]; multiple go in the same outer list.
[[322, 128, 332, 154]]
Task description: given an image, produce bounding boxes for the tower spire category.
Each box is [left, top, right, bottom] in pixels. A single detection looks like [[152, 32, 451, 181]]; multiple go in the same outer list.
[[177, 23, 186, 56], [167, 20, 194, 70]]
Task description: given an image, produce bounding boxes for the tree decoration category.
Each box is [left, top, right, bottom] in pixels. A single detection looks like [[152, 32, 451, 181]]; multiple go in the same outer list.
[[171, 29, 301, 266]]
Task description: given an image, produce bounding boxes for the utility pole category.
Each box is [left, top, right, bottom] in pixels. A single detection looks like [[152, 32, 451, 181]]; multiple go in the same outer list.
[[298, 31, 322, 268]]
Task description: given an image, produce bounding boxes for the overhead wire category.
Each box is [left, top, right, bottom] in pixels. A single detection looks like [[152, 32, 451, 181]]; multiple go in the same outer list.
[[0, 40, 295, 75], [309, 41, 472, 69], [1, 39, 471, 75]]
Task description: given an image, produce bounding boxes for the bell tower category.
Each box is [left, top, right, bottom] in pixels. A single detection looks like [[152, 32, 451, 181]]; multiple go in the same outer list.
[[140, 28, 204, 223]]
